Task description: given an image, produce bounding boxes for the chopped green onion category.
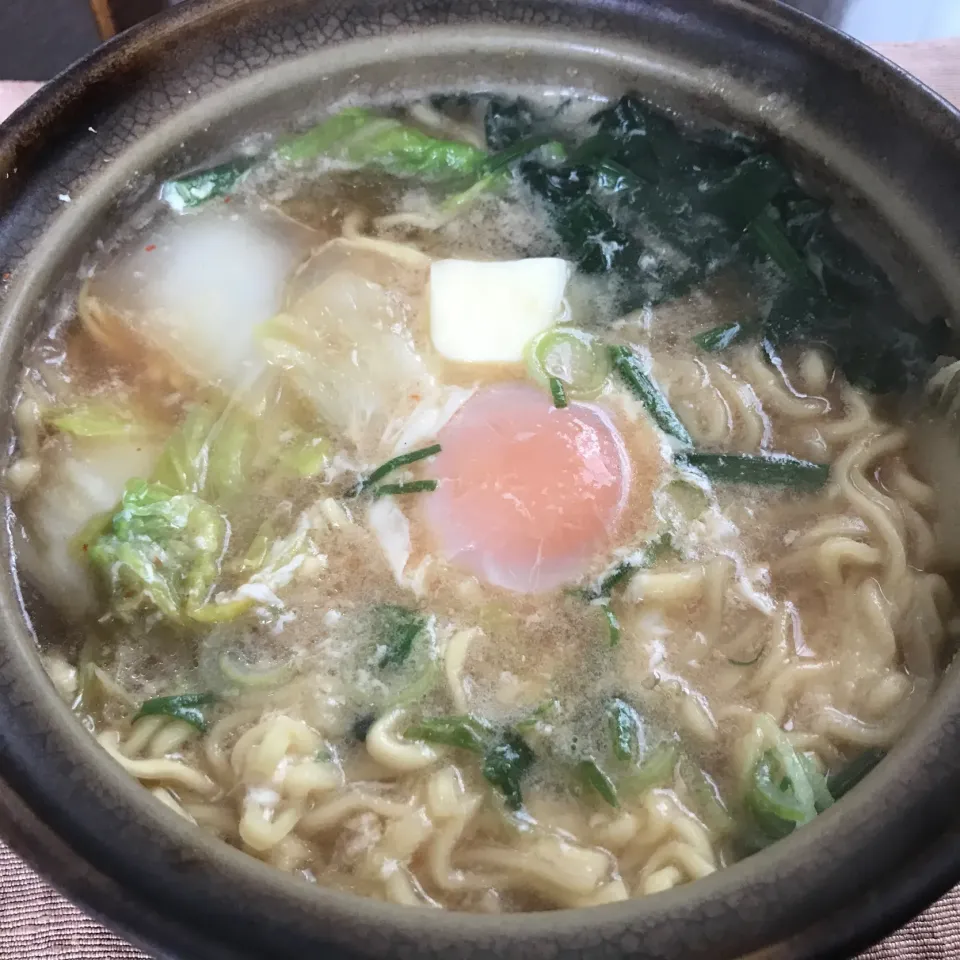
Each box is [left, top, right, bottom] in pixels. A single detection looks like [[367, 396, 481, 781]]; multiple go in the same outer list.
[[826, 748, 886, 800], [405, 715, 493, 753], [677, 452, 829, 489], [609, 345, 692, 445], [549, 377, 568, 408], [135, 693, 216, 732], [692, 320, 755, 353], [577, 758, 619, 807], [514, 698, 561, 734], [607, 697, 642, 762], [482, 732, 535, 810], [619, 742, 679, 796], [526, 328, 611, 401], [352, 444, 441, 495], [663, 479, 709, 520], [373, 480, 438, 498]]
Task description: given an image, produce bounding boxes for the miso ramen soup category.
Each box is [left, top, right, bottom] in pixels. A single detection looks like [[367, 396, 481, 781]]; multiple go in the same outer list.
[[8, 90, 960, 912]]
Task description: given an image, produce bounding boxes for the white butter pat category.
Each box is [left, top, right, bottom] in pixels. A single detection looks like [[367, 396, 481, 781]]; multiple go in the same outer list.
[[429, 257, 571, 363]]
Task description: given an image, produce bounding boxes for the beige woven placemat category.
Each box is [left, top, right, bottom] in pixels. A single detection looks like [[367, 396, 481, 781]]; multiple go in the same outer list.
[[1, 35, 960, 960]]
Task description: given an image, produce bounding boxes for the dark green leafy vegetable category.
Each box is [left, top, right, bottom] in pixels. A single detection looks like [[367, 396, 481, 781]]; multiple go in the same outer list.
[[352, 444, 442, 496], [747, 209, 810, 280], [482, 732, 535, 810], [277, 107, 487, 180], [371, 605, 428, 669], [522, 162, 647, 276], [484, 98, 535, 150], [609, 345, 692, 444], [373, 480, 438, 498], [135, 693, 216, 732], [678, 452, 829, 489], [548, 376, 568, 409], [88, 479, 226, 623], [607, 697, 643, 762], [160, 159, 254, 210], [405, 715, 493, 754], [578, 758, 619, 807], [826, 748, 886, 800], [692, 320, 756, 353]]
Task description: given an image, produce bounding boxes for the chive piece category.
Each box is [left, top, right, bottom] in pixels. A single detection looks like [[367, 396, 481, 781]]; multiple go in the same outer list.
[[601, 605, 621, 646], [371, 605, 427, 669], [678, 452, 829, 489], [135, 693, 216, 733], [352, 444, 441, 495], [482, 732, 535, 810], [609, 345, 692, 445], [607, 697, 642, 762], [549, 376, 568, 409], [692, 320, 755, 353], [748, 210, 810, 280], [484, 134, 553, 174], [586, 533, 675, 600], [373, 480, 438, 498], [826, 748, 886, 801], [728, 642, 767, 666], [578, 758, 619, 807], [405, 715, 493, 754]]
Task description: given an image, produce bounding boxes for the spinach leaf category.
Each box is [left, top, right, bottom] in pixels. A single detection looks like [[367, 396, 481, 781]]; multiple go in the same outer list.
[[483, 97, 536, 150], [135, 692, 217, 732], [88, 479, 226, 623], [405, 715, 493, 754], [482, 731, 535, 810], [372, 604, 427, 669], [520, 162, 646, 276]]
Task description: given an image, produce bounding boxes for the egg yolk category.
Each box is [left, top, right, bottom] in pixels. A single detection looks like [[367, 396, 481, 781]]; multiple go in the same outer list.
[[423, 383, 632, 593]]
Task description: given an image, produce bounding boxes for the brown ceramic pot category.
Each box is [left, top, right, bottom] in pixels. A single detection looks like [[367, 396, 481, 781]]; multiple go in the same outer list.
[[1, 2, 960, 957]]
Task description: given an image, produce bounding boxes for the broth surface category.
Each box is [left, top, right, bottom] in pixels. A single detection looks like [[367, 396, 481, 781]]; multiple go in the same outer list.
[[7, 90, 959, 912]]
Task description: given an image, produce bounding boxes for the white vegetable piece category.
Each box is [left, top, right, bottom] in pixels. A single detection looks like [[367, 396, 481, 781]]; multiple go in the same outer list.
[[429, 258, 571, 364], [16, 436, 162, 614], [81, 206, 313, 393]]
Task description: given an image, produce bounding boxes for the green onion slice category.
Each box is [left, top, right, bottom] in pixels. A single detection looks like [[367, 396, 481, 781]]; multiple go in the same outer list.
[[526, 328, 611, 401]]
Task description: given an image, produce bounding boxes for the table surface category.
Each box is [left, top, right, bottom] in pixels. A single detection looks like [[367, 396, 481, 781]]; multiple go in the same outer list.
[[0, 33, 959, 960]]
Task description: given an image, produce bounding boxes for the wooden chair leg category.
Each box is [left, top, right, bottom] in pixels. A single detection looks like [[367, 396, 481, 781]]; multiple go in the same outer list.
[[89, 0, 168, 39]]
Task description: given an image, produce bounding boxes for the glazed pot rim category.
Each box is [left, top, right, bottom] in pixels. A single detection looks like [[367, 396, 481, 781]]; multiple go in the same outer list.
[[1, 2, 960, 958]]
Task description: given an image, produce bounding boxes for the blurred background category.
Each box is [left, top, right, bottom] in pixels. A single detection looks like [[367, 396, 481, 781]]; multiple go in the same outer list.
[[0, 0, 959, 81]]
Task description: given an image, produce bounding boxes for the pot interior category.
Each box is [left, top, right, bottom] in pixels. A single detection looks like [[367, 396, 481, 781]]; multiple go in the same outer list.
[[2, 5, 960, 959]]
